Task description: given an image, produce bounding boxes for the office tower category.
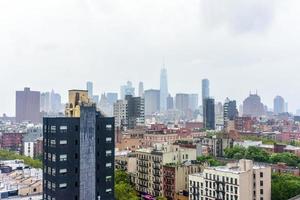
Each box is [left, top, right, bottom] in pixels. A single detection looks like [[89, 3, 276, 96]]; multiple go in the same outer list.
[[188, 94, 199, 111], [285, 102, 288, 113], [43, 100, 115, 200], [144, 89, 160, 115], [113, 100, 128, 128], [16, 87, 41, 123], [106, 93, 118, 105], [65, 90, 90, 117], [160, 68, 168, 112], [175, 93, 189, 116], [86, 81, 93, 99], [40, 92, 51, 113], [189, 159, 271, 200], [138, 82, 144, 97], [92, 95, 99, 105], [50, 90, 62, 113], [273, 96, 285, 114], [120, 81, 135, 99], [202, 79, 209, 103], [243, 93, 265, 117], [223, 98, 238, 129], [125, 95, 145, 129], [215, 101, 224, 129], [99, 94, 113, 117], [203, 98, 215, 130], [167, 94, 174, 110], [41, 90, 62, 114]]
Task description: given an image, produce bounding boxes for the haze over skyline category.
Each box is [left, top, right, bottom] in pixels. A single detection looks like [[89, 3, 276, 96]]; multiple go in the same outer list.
[[1, 0, 300, 115]]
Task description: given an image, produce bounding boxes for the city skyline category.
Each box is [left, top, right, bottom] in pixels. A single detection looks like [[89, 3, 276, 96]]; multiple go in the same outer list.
[[1, 0, 300, 115]]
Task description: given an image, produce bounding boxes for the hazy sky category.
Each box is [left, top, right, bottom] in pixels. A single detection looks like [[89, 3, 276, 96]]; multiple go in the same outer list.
[[1, 0, 300, 115]]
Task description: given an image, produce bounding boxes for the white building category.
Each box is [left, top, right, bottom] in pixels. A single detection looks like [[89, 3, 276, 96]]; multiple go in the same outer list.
[[113, 100, 128, 128], [23, 142, 34, 158], [189, 159, 271, 200]]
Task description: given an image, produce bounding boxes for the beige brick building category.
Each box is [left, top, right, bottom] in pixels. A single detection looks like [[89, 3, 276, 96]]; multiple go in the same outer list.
[[189, 159, 271, 200]]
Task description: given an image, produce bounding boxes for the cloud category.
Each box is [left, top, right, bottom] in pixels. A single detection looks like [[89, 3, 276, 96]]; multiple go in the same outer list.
[[201, 0, 275, 34]]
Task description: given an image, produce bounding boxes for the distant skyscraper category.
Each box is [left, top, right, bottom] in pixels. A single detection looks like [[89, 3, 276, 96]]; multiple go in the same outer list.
[[296, 109, 300, 116], [43, 99, 115, 200], [285, 102, 288, 113], [273, 96, 285, 114], [203, 98, 215, 130], [86, 81, 93, 98], [113, 100, 128, 128], [41, 90, 62, 113], [188, 94, 199, 111], [99, 94, 113, 116], [243, 93, 265, 117], [202, 79, 210, 103], [16, 87, 41, 123], [106, 93, 118, 105], [92, 95, 99, 105], [144, 89, 160, 115], [120, 81, 135, 99], [125, 95, 145, 129], [175, 93, 189, 116], [160, 68, 168, 112], [223, 98, 238, 129], [138, 82, 144, 97], [167, 94, 174, 110]]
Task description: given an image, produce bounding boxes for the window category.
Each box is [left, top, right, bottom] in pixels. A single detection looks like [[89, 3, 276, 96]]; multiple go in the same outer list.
[[59, 169, 67, 174], [106, 188, 112, 194], [106, 137, 112, 143], [52, 154, 56, 162], [50, 140, 56, 147], [260, 181, 263, 186], [60, 126, 68, 133], [60, 140, 67, 145], [106, 150, 112, 157], [59, 183, 67, 189], [260, 172, 263, 178], [60, 154, 67, 161], [52, 168, 56, 176], [52, 183, 56, 191], [260, 189, 264, 195], [106, 163, 112, 168], [106, 124, 112, 131], [50, 126, 56, 133], [106, 176, 112, 182]]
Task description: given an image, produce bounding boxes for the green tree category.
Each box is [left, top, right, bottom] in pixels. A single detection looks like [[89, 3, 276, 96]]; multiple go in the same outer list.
[[269, 153, 299, 166], [115, 170, 139, 200], [197, 155, 224, 167], [0, 149, 42, 168], [156, 197, 167, 200], [115, 182, 139, 200], [272, 173, 300, 200], [244, 146, 269, 162], [224, 146, 246, 159]]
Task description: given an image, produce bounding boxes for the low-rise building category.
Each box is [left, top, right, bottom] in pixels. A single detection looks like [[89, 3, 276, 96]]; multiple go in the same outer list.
[[135, 144, 196, 197], [189, 159, 271, 200], [163, 161, 207, 200]]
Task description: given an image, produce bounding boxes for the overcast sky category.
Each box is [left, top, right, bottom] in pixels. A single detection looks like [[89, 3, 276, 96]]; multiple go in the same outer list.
[[1, 0, 300, 115]]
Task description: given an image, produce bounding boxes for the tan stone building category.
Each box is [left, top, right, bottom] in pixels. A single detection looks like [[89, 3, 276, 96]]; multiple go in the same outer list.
[[135, 144, 196, 197], [189, 159, 271, 200]]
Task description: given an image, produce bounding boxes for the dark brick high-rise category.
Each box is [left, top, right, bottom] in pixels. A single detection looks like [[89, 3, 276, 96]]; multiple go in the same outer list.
[[43, 104, 115, 200]]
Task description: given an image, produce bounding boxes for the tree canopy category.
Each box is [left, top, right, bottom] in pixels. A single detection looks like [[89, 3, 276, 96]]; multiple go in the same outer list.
[[115, 170, 139, 200], [0, 149, 42, 168], [272, 173, 300, 200]]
